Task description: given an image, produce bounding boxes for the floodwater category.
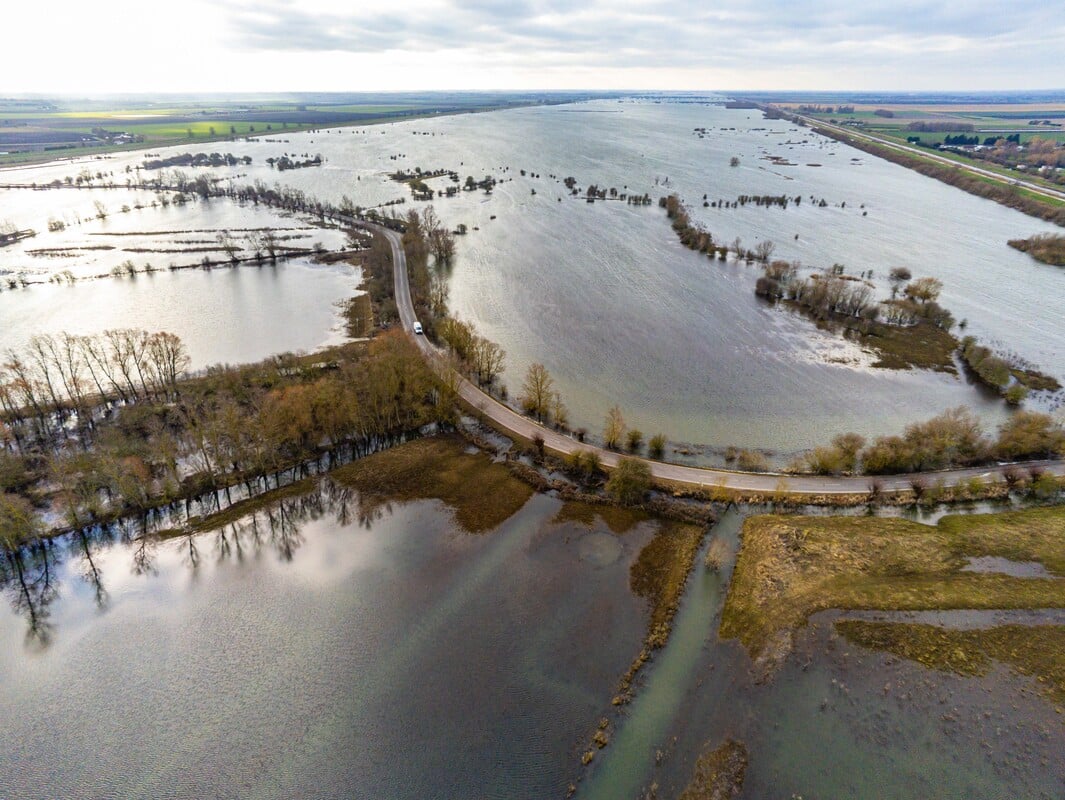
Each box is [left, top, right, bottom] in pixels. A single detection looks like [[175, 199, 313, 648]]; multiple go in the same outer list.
[[0, 192, 354, 369], [577, 508, 1065, 800], [0, 480, 662, 799], [6, 491, 1060, 799], [3, 97, 1061, 454]]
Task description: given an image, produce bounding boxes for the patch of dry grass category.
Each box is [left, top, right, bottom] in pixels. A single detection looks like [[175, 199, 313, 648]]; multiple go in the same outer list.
[[836, 621, 1065, 708], [677, 739, 749, 800], [332, 435, 533, 533], [720, 507, 1065, 666]]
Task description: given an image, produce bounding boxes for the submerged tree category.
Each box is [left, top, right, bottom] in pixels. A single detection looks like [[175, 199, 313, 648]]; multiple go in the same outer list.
[[520, 363, 554, 422], [603, 405, 626, 450]]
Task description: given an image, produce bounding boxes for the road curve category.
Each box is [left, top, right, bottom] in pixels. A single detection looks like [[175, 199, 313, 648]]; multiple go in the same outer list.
[[352, 222, 1064, 497]]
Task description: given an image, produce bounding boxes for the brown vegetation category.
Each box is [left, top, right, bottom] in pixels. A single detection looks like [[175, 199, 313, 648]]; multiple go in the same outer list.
[[1, 330, 457, 544], [677, 739, 749, 800], [720, 507, 1065, 676], [616, 521, 705, 702], [1008, 233, 1065, 266], [332, 435, 533, 533]]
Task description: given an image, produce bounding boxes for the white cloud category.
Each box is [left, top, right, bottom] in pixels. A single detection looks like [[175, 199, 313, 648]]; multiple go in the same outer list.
[[2, 0, 1063, 92]]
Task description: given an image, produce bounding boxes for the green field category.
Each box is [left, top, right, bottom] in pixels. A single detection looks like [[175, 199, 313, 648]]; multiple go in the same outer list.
[[0, 92, 610, 166]]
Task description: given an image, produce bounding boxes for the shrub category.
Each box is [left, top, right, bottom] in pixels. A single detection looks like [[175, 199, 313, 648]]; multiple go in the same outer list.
[[581, 450, 602, 480], [648, 434, 667, 460], [1004, 384, 1028, 405], [1029, 472, 1062, 499], [862, 407, 987, 473], [736, 450, 769, 472], [626, 429, 644, 453], [606, 458, 652, 505], [994, 411, 1065, 460]]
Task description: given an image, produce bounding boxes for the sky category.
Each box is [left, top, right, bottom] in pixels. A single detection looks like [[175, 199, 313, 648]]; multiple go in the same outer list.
[[4, 0, 1065, 94]]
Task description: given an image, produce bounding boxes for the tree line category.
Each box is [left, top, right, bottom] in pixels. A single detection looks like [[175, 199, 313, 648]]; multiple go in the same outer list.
[[791, 406, 1064, 476], [1, 331, 455, 551]]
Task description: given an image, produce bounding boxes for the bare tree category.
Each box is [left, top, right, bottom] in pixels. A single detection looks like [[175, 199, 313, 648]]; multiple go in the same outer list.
[[603, 405, 626, 450], [520, 363, 554, 421]]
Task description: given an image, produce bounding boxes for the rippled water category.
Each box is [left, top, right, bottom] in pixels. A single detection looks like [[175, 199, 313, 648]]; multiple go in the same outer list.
[[4, 98, 1061, 453], [0, 484, 657, 799], [0, 195, 355, 368], [578, 509, 1065, 800]]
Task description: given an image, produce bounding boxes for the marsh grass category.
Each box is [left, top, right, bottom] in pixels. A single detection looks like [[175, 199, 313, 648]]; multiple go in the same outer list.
[[332, 435, 533, 533], [720, 507, 1065, 668], [836, 620, 1065, 708], [677, 739, 749, 800], [614, 521, 706, 703]]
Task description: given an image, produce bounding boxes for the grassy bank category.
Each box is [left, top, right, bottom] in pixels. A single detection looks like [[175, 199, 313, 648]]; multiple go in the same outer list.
[[615, 520, 706, 703], [332, 435, 533, 533], [677, 739, 749, 800], [836, 620, 1065, 708], [719, 506, 1065, 672]]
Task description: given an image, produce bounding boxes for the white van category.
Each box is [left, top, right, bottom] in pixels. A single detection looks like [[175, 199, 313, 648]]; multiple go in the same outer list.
[[412, 321, 423, 335]]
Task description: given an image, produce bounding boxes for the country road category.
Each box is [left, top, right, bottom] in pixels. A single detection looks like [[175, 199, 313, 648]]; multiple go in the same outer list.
[[794, 114, 1065, 205], [354, 221, 1064, 498]]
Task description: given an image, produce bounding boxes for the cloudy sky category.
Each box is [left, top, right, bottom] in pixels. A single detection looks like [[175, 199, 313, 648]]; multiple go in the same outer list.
[[5, 0, 1064, 93]]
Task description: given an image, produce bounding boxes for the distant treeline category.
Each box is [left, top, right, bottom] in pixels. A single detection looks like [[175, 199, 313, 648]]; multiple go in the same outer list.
[[142, 152, 252, 170], [906, 121, 975, 133]]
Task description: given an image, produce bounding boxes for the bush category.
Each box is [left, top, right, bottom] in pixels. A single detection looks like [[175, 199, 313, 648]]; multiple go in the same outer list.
[[606, 458, 652, 505], [1029, 472, 1062, 499], [626, 429, 644, 453], [994, 411, 1065, 460], [648, 433, 667, 460], [736, 450, 769, 472], [862, 407, 987, 473], [1004, 384, 1029, 405]]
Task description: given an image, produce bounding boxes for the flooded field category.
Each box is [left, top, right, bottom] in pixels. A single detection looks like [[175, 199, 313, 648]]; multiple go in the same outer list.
[[0, 448, 659, 799], [0, 194, 355, 368], [3, 466, 1060, 799], [3, 98, 1062, 454], [578, 508, 1065, 800]]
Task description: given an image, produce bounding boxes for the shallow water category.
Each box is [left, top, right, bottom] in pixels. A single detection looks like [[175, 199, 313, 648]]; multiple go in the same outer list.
[[578, 506, 1065, 800], [4, 98, 1061, 454], [0, 190, 355, 368], [0, 255, 357, 369], [0, 481, 657, 799]]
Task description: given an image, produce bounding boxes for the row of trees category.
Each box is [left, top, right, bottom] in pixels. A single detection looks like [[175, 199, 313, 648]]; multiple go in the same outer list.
[[437, 318, 506, 387], [1, 330, 189, 447], [1, 332, 454, 547], [792, 407, 1065, 475], [756, 259, 955, 331]]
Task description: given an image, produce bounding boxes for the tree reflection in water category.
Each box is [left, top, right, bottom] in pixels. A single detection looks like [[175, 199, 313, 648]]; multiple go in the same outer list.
[[1, 478, 391, 645]]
